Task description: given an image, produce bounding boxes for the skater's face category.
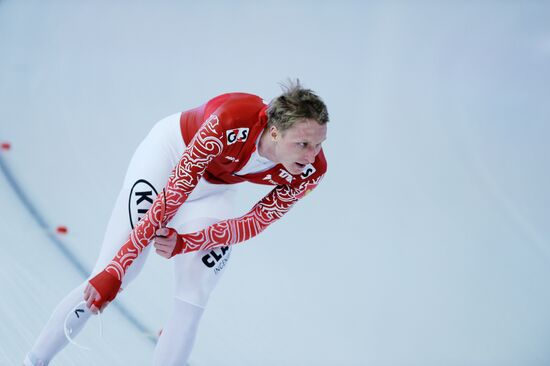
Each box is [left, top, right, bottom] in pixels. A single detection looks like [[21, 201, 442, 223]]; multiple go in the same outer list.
[[270, 118, 327, 175]]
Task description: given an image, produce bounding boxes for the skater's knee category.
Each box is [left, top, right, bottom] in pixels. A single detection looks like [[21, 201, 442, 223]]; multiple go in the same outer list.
[[173, 296, 206, 310]]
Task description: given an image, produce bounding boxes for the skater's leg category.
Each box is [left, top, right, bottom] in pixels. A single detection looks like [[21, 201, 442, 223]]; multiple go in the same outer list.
[[24, 283, 90, 366], [152, 298, 204, 366], [24, 191, 157, 365], [24, 114, 183, 365], [153, 216, 235, 366]]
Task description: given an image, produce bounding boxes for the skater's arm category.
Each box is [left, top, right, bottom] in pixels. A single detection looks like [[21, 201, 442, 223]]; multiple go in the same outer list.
[[168, 173, 325, 255], [107, 114, 225, 276], [87, 114, 225, 309]]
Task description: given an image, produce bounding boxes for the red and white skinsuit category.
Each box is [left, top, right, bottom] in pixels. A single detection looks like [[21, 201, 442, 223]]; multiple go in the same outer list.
[[24, 92, 327, 366], [90, 92, 327, 308]]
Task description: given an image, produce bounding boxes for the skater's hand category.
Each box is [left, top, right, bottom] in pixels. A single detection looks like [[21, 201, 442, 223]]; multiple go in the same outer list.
[[84, 283, 111, 314], [85, 270, 122, 314], [153, 227, 184, 259]]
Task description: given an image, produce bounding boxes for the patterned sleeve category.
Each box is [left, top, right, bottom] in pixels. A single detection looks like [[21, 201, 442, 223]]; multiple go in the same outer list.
[[177, 174, 324, 252], [104, 114, 225, 280]]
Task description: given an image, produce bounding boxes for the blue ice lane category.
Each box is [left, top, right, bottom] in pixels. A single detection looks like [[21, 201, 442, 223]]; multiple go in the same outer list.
[[0, 153, 157, 345]]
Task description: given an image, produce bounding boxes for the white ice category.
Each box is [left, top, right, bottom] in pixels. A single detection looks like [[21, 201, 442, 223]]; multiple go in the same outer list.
[[1, 1, 550, 365]]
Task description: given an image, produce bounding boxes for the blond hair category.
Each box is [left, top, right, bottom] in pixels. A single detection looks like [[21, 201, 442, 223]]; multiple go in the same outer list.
[[267, 79, 329, 132]]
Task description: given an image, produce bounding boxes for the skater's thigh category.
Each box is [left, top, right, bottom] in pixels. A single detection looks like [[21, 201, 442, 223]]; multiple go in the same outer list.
[[169, 188, 237, 308], [172, 217, 234, 308], [90, 114, 183, 284]]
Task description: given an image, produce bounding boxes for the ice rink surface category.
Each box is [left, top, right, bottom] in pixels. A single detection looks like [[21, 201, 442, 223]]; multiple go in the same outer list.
[[1, 1, 550, 365]]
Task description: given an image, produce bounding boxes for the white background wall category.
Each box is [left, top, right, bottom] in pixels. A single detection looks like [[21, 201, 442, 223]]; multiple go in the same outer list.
[[1, 1, 549, 365]]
